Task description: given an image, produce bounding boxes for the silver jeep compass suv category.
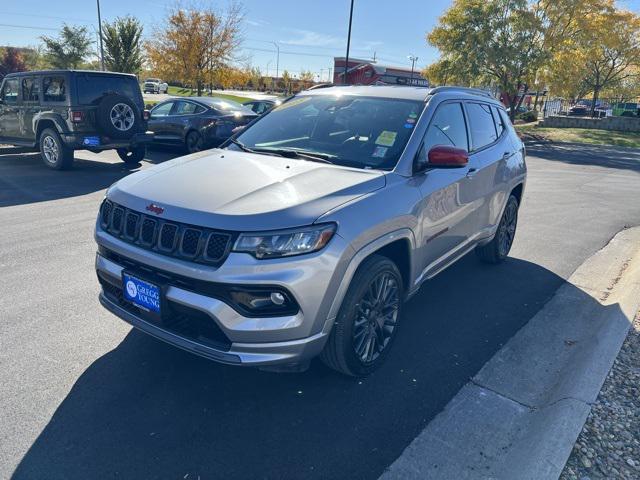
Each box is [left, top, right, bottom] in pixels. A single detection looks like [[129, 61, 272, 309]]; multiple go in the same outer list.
[[95, 86, 526, 376]]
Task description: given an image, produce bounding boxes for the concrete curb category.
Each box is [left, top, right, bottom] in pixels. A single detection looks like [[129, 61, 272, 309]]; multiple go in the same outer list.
[[380, 227, 640, 480]]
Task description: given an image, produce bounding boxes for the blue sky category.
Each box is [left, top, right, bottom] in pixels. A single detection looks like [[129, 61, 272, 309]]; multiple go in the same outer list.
[[2, 0, 640, 81]]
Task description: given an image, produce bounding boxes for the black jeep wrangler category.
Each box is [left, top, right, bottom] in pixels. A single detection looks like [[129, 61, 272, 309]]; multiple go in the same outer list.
[[0, 70, 153, 169]]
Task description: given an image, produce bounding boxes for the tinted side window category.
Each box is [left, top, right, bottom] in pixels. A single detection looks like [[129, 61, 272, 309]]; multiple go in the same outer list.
[[173, 101, 198, 115], [151, 102, 174, 117], [22, 77, 40, 102], [76, 74, 141, 106], [466, 103, 498, 150], [423, 102, 468, 152], [491, 106, 505, 137], [1, 78, 19, 103], [43, 76, 67, 102]]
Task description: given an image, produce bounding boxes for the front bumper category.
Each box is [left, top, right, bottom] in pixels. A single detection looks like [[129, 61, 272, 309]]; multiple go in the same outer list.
[[94, 227, 352, 366], [62, 131, 154, 150]]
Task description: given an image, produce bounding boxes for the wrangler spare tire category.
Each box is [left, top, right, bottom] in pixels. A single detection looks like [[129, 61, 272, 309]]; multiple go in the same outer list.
[[96, 94, 141, 139]]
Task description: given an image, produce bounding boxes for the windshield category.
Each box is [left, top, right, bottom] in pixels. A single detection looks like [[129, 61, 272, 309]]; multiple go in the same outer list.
[[146, 78, 160, 83], [229, 95, 424, 170]]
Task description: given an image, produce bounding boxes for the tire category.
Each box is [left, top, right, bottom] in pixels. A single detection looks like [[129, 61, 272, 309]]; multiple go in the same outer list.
[[185, 130, 204, 153], [321, 255, 404, 376], [96, 94, 141, 139], [39, 128, 74, 170], [475, 194, 519, 264], [116, 146, 146, 164]]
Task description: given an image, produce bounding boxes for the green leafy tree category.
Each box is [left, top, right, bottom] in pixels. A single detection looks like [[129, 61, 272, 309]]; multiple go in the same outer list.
[[425, 0, 606, 119], [299, 70, 315, 89], [102, 16, 144, 73], [41, 25, 93, 69], [281, 70, 292, 94]]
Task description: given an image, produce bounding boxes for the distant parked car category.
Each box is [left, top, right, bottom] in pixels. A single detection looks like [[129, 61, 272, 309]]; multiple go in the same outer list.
[[147, 97, 257, 153], [143, 78, 168, 94], [508, 105, 528, 114], [0, 69, 152, 169], [568, 103, 608, 118], [568, 104, 589, 116], [242, 98, 282, 115]]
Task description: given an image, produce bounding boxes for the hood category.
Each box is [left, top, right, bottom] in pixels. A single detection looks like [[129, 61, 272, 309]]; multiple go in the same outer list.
[[108, 149, 386, 231]]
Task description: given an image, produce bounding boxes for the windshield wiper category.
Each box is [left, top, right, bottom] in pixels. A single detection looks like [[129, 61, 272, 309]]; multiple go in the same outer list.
[[228, 138, 292, 158], [227, 140, 333, 164], [252, 147, 335, 164], [227, 138, 257, 153]]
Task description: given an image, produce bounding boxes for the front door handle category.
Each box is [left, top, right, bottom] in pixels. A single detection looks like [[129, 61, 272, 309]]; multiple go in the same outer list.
[[466, 167, 477, 178]]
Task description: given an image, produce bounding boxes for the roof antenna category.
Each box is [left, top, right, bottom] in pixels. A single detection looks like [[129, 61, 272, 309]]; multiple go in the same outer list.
[[372, 51, 377, 63]]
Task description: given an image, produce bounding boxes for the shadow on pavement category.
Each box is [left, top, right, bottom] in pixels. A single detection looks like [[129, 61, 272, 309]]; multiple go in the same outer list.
[[0, 147, 181, 208], [13, 254, 574, 480], [526, 141, 640, 172]]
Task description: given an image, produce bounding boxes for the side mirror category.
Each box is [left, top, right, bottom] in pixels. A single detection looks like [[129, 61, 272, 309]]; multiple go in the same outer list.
[[427, 145, 469, 168]]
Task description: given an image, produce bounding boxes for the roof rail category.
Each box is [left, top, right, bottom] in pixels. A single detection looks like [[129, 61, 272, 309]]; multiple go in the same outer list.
[[429, 86, 495, 99]]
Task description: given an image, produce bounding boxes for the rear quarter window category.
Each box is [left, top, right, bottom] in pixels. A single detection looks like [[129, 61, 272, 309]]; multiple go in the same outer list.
[[76, 74, 142, 106], [43, 76, 67, 102], [466, 102, 498, 150]]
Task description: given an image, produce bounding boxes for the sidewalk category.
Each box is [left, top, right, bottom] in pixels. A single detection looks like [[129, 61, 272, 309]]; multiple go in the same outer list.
[[560, 311, 640, 479], [381, 227, 640, 480]]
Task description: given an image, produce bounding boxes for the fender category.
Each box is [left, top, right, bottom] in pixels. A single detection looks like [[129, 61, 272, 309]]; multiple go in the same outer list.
[[323, 228, 417, 331], [33, 111, 68, 137]]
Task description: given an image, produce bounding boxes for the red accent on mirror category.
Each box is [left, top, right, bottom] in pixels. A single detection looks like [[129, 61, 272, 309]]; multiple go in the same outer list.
[[428, 145, 469, 167]]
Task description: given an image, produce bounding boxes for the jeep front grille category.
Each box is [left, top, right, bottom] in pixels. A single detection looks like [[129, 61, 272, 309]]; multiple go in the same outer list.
[[100, 200, 233, 265]]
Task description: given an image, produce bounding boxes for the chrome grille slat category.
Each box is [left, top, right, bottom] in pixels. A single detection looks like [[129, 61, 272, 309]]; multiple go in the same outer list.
[[101, 200, 233, 266]]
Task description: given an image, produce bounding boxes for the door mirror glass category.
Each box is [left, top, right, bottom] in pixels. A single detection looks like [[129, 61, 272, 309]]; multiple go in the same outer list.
[[427, 145, 469, 168]]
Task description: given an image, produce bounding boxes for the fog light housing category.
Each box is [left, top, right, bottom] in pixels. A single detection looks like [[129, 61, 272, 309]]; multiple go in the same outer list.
[[228, 288, 298, 317], [270, 292, 285, 305]]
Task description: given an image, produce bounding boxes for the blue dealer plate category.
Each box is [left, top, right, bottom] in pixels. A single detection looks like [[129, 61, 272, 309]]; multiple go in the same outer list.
[[122, 273, 161, 313], [83, 136, 100, 147]]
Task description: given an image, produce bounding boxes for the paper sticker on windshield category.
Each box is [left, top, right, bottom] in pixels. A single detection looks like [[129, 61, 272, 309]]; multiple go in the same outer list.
[[372, 146, 387, 158], [376, 131, 397, 147], [273, 96, 311, 111]]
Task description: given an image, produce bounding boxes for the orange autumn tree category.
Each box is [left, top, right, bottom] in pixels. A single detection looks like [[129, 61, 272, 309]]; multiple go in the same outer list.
[[146, 1, 243, 95]]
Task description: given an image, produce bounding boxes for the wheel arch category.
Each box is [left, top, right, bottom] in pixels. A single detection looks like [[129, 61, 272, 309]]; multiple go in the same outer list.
[[510, 182, 524, 205], [325, 229, 416, 324], [35, 117, 64, 142]]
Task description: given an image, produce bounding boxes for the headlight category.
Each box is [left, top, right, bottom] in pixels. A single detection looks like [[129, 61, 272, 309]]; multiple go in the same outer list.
[[233, 223, 336, 259]]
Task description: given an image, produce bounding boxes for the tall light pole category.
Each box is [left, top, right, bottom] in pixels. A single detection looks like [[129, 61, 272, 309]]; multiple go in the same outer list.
[[344, 0, 354, 85], [96, 0, 105, 71], [272, 41, 280, 83], [408, 55, 418, 85]]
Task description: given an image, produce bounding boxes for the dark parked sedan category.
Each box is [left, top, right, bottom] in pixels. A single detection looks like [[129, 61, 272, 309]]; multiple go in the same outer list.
[[148, 97, 257, 153]]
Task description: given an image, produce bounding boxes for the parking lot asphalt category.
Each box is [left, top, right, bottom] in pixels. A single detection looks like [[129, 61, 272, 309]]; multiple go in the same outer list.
[[1, 143, 640, 480]]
